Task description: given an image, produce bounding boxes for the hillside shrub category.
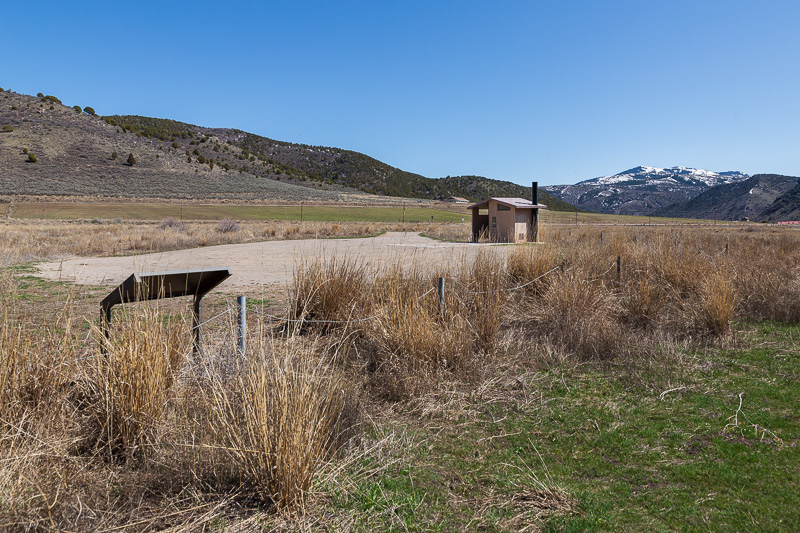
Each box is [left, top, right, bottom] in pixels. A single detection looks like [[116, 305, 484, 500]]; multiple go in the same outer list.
[[1, 125, 13, 132], [22, 148, 28, 154], [111, 151, 118, 160], [37, 92, 44, 98], [197, 155, 207, 164], [171, 141, 179, 149], [73, 105, 81, 113], [158, 217, 186, 231], [26, 153, 37, 163], [83, 106, 97, 116], [127, 152, 136, 166], [216, 218, 240, 233]]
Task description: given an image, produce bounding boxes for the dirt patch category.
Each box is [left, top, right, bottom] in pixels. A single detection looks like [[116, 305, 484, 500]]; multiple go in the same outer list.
[[36, 232, 505, 291]]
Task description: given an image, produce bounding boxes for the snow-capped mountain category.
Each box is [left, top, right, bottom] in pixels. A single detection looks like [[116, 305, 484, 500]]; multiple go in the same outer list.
[[542, 166, 750, 215]]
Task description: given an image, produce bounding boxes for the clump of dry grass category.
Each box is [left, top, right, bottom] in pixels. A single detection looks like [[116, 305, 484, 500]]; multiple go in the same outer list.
[[0, 308, 76, 432], [87, 307, 189, 461], [700, 271, 736, 336], [520, 269, 625, 360], [291, 256, 370, 328], [360, 273, 475, 399], [208, 332, 349, 510]]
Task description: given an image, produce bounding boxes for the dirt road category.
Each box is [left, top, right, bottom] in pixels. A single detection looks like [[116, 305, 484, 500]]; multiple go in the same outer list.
[[37, 232, 502, 292]]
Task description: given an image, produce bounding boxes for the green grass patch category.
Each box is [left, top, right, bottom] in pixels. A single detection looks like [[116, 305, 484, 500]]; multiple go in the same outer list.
[[11, 202, 466, 223], [330, 321, 799, 530]]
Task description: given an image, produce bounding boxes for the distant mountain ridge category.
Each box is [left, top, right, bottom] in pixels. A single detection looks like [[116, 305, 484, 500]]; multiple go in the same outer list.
[[656, 174, 800, 221], [543, 166, 750, 215]]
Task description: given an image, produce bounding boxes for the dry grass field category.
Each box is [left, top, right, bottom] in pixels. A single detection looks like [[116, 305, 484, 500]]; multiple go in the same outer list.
[[1, 215, 799, 531]]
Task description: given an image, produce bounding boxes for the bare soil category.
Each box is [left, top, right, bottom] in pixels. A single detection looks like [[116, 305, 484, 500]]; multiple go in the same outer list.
[[36, 232, 502, 292]]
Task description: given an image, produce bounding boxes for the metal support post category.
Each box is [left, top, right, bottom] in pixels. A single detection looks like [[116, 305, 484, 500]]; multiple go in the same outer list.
[[617, 256, 621, 282], [438, 277, 445, 315], [193, 297, 202, 355], [237, 295, 246, 357]]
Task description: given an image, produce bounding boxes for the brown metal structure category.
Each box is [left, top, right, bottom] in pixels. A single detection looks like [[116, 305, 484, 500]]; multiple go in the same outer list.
[[100, 267, 232, 354]]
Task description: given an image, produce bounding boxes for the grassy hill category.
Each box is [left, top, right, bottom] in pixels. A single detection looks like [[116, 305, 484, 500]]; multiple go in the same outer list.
[[0, 88, 575, 209], [109, 115, 572, 208]]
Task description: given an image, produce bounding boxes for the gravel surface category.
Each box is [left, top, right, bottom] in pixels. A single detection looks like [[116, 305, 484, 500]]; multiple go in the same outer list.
[[37, 232, 502, 292]]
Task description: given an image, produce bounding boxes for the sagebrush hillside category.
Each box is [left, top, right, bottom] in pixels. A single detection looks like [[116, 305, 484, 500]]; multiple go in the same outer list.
[[0, 87, 574, 208], [109, 115, 572, 208], [0, 91, 377, 203]]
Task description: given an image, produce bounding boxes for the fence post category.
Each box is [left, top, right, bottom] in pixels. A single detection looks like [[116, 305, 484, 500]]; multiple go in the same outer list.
[[600, 231, 604, 243], [237, 296, 246, 357], [617, 256, 621, 282], [438, 277, 445, 315]]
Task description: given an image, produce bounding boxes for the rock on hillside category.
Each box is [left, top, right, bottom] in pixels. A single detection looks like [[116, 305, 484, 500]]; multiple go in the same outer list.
[[543, 166, 749, 215]]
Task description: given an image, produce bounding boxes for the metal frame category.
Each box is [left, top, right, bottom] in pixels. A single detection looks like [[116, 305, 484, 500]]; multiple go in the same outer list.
[[100, 267, 232, 354]]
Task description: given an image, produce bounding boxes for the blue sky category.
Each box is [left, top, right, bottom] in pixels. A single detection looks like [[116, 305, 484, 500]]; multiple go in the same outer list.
[[2, 1, 798, 185]]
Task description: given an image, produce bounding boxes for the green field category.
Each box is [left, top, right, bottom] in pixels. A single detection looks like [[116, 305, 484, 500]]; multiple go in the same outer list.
[[4, 202, 468, 223], [4, 201, 745, 227]]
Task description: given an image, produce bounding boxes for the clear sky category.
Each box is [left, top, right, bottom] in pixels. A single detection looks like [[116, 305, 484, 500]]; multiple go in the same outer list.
[[2, 1, 799, 185]]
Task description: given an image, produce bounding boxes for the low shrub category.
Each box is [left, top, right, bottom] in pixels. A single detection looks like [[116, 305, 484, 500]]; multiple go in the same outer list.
[[26, 153, 37, 163], [158, 216, 186, 231], [1, 125, 13, 132], [215, 218, 240, 233]]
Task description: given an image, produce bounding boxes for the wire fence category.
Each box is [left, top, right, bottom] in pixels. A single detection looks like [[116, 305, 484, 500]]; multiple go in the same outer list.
[[89, 256, 630, 357]]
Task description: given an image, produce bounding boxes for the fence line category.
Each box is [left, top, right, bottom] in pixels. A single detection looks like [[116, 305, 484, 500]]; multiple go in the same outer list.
[[250, 308, 384, 325], [191, 307, 234, 331], [461, 264, 563, 295], [586, 261, 618, 281]]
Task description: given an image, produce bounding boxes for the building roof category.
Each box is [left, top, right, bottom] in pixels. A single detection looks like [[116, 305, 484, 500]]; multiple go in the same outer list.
[[467, 197, 547, 210], [446, 196, 470, 203]]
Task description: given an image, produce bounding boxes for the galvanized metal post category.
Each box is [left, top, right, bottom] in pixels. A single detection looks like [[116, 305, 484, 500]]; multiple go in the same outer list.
[[617, 256, 621, 282], [600, 231, 604, 243], [438, 277, 445, 315], [237, 295, 246, 357]]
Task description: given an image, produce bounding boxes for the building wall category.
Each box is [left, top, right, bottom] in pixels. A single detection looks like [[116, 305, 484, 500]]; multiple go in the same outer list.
[[514, 209, 532, 242], [489, 201, 519, 243]]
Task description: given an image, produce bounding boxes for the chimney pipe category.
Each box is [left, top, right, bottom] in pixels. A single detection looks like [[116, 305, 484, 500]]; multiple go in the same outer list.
[[531, 181, 539, 242]]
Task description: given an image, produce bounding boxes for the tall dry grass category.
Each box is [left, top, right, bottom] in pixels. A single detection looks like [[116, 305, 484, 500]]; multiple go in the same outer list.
[[86, 307, 190, 461], [207, 332, 349, 509]]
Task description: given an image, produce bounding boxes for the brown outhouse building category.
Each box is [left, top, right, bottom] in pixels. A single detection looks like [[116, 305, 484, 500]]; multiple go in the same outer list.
[[468, 183, 546, 243]]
